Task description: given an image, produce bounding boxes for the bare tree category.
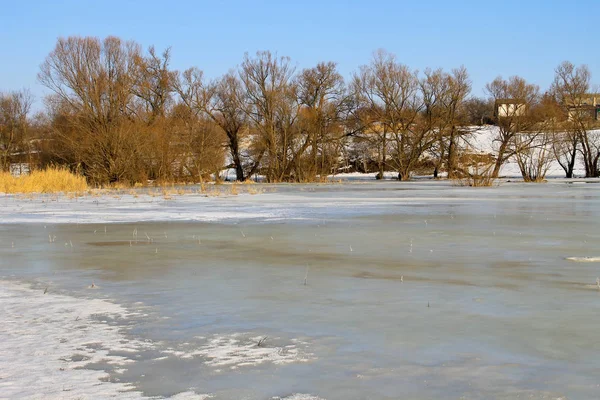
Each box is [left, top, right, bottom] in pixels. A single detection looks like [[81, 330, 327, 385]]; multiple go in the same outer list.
[[551, 61, 598, 177], [211, 74, 253, 180], [513, 107, 556, 182], [0, 90, 33, 172], [130, 46, 179, 182], [441, 67, 472, 178], [485, 76, 540, 178], [39, 36, 140, 125], [422, 67, 471, 179], [240, 51, 299, 182], [131, 46, 174, 122], [295, 61, 347, 180], [39, 36, 146, 184], [175, 69, 254, 181], [169, 103, 226, 181], [353, 50, 425, 180]]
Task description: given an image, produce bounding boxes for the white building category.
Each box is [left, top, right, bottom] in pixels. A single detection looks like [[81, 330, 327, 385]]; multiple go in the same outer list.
[[495, 99, 526, 118]]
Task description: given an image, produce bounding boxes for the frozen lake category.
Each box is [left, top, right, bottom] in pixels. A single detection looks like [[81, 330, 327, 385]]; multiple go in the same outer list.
[[1, 180, 600, 399]]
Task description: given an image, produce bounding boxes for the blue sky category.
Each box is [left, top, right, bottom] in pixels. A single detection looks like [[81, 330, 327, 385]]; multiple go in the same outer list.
[[1, 0, 598, 109]]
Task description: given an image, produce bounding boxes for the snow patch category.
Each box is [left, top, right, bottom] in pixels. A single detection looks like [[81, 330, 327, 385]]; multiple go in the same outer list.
[[0, 279, 209, 399], [164, 334, 313, 369], [565, 257, 600, 262], [169, 392, 213, 400]]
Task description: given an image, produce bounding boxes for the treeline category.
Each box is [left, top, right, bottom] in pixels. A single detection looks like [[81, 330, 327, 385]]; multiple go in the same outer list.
[[0, 36, 599, 184]]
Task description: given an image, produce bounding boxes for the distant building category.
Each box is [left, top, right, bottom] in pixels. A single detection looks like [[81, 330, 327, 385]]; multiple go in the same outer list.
[[565, 93, 600, 121], [494, 99, 526, 118]]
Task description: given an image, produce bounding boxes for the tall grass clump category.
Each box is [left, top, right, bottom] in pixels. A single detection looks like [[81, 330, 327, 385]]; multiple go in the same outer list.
[[455, 169, 496, 187], [453, 153, 496, 187], [0, 167, 88, 194]]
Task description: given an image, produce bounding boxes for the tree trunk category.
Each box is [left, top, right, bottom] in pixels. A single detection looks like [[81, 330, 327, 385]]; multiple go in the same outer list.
[[447, 129, 456, 179], [492, 141, 508, 178], [566, 145, 577, 178], [379, 132, 387, 179], [227, 132, 245, 182], [566, 166, 574, 179]]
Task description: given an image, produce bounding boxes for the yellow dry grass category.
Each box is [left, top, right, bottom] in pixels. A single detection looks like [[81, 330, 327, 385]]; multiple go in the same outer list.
[[0, 167, 88, 194]]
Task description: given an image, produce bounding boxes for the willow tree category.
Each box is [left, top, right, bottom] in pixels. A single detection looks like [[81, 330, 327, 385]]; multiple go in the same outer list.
[[295, 61, 347, 180], [353, 50, 424, 180], [131, 46, 180, 181], [240, 51, 299, 182], [39, 36, 146, 183], [433, 67, 471, 179], [175, 69, 257, 181]]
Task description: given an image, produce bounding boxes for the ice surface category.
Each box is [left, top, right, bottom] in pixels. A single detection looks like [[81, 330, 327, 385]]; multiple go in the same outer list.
[[3, 177, 598, 225], [2, 179, 599, 399]]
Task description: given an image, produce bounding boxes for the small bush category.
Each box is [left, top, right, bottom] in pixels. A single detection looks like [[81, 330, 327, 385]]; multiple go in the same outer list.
[[0, 167, 88, 194]]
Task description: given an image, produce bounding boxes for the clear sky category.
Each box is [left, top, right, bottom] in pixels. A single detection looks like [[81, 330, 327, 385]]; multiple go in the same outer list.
[[1, 0, 598, 109]]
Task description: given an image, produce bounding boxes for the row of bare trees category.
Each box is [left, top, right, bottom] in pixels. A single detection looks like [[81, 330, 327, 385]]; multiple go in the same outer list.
[[352, 51, 473, 180], [1, 36, 598, 184], [482, 61, 599, 181], [37, 37, 226, 184]]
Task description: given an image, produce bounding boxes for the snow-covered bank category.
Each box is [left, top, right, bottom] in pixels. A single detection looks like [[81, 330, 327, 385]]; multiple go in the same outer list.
[[332, 126, 594, 180], [0, 280, 209, 399], [467, 125, 589, 178]]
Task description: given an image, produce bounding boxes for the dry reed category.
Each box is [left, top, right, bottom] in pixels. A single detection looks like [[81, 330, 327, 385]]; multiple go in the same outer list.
[[0, 167, 87, 194]]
